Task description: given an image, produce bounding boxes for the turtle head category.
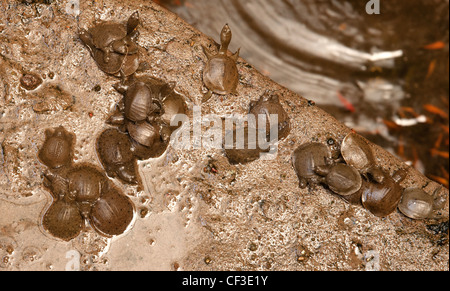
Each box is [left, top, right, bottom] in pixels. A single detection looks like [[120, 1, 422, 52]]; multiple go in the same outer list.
[[79, 28, 95, 52], [220, 24, 232, 53], [127, 11, 140, 35]]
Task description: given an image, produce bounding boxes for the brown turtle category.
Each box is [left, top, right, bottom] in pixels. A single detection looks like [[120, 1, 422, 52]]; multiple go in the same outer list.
[[398, 188, 436, 220], [106, 77, 187, 162], [314, 163, 363, 197], [42, 196, 84, 242], [79, 12, 141, 77], [89, 184, 135, 237], [292, 143, 333, 189], [361, 169, 407, 217], [96, 128, 138, 185], [341, 132, 384, 184], [38, 126, 75, 169], [224, 126, 271, 165], [202, 24, 240, 102], [248, 92, 291, 141]]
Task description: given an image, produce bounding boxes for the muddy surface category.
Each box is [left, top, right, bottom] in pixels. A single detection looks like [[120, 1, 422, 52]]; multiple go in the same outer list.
[[0, 0, 448, 271]]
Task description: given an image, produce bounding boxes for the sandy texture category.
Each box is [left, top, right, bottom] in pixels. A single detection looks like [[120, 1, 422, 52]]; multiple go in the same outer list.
[[0, 0, 448, 271]]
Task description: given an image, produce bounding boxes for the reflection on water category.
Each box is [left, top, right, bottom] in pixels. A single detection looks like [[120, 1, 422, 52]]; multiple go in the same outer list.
[[155, 0, 449, 188]]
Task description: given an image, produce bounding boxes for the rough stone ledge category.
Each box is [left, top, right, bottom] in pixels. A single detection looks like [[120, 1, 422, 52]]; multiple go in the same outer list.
[[0, 0, 448, 271]]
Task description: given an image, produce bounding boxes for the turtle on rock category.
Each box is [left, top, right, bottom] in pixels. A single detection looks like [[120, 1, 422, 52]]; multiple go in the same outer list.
[[79, 12, 141, 77], [202, 24, 240, 102]]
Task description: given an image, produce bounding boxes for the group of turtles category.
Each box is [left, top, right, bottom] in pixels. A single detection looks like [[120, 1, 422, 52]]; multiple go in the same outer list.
[[38, 12, 188, 241], [292, 132, 440, 219], [37, 11, 441, 242], [38, 127, 134, 241]]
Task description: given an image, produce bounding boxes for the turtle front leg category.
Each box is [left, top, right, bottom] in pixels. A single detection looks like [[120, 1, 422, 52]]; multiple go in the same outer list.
[[202, 45, 214, 60], [79, 29, 95, 54], [202, 89, 213, 103], [314, 165, 331, 177], [298, 177, 308, 189], [42, 170, 69, 200], [99, 47, 112, 63], [231, 48, 240, 62]]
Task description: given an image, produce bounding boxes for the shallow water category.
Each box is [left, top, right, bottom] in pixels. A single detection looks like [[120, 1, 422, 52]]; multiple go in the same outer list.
[[158, 0, 449, 187]]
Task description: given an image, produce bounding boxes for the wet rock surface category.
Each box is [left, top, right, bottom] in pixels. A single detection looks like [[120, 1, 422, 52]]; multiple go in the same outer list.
[[0, 0, 448, 271]]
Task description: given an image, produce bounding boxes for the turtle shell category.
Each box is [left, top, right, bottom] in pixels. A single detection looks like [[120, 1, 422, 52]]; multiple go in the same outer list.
[[361, 170, 406, 217], [93, 49, 124, 75], [121, 53, 140, 77], [92, 49, 139, 77], [398, 188, 434, 220], [341, 132, 375, 173], [97, 128, 134, 167], [67, 165, 106, 203], [124, 82, 153, 122], [325, 164, 362, 196], [42, 199, 83, 241], [89, 185, 134, 237], [127, 122, 160, 147], [203, 55, 238, 95], [161, 91, 187, 128], [38, 127, 74, 169], [249, 93, 290, 141], [90, 23, 127, 49], [224, 126, 270, 165], [130, 125, 170, 160], [96, 128, 137, 185]]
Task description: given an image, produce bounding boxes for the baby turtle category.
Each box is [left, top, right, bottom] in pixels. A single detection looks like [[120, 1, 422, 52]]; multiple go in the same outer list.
[[97, 128, 138, 185], [224, 126, 270, 165], [66, 165, 106, 204], [159, 83, 187, 129], [108, 77, 187, 161], [38, 126, 74, 169], [315, 163, 363, 197], [79, 11, 140, 77], [38, 127, 136, 240], [112, 78, 185, 126], [92, 49, 140, 77], [341, 132, 384, 184], [248, 92, 290, 141], [361, 169, 407, 217], [202, 24, 240, 102], [42, 196, 84, 242], [89, 184, 134, 237], [398, 188, 435, 220], [130, 123, 172, 160], [292, 143, 333, 189], [42, 170, 69, 199], [127, 121, 160, 148], [117, 81, 163, 123]]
